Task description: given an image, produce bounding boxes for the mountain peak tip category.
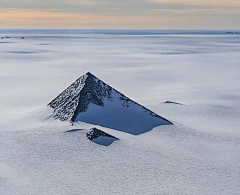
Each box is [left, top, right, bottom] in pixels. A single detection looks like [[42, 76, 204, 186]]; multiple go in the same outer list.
[[86, 72, 94, 76], [85, 72, 98, 80]]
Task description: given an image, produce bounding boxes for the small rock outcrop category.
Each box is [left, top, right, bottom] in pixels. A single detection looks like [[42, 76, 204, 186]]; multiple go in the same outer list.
[[86, 128, 119, 146], [86, 128, 119, 140], [164, 101, 184, 105]]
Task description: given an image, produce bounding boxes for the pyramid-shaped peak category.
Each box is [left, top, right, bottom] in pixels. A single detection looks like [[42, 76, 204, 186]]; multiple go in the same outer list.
[[47, 72, 172, 135], [85, 72, 95, 77]]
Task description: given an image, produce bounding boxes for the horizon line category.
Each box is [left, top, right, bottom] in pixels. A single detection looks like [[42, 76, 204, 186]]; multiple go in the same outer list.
[[0, 29, 240, 31]]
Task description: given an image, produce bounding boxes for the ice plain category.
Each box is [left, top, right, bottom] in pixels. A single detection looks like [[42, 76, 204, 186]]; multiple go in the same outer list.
[[0, 31, 240, 195]]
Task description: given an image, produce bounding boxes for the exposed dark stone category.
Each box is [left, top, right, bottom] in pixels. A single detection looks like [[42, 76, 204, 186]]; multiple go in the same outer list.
[[164, 101, 184, 105], [48, 74, 88, 121], [71, 73, 113, 121], [86, 128, 119, 140]]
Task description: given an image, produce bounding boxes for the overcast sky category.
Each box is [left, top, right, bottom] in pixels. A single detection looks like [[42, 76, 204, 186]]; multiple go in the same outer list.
[[0, 0, 239, 29]]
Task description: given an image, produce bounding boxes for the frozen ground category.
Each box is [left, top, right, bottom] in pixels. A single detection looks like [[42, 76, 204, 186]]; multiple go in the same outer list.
[[0, 30, 240, 195]]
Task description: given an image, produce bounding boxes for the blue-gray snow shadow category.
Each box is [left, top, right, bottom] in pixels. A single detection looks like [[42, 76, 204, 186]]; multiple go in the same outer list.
[[36, 43, 52, 45], [6, 51, 40, 54], [64, 129, 84, 133], [64, 128, 118, 146], [91, 136, 117, 146], [75, 114, 172, 135]]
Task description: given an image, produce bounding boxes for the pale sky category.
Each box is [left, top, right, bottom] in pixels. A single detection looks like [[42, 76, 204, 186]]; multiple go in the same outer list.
[[0, 0, 239, 29]]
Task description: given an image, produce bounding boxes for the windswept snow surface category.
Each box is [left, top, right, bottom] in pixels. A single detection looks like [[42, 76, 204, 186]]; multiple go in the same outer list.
[[0, 30, 240, 195]]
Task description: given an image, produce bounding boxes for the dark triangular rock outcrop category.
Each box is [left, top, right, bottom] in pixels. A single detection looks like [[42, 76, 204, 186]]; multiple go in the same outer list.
[[86, 128, 119, 141], [86, 128, 119, 146]]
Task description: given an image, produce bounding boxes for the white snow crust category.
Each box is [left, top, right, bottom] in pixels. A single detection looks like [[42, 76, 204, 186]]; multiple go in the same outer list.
[[0, 31, 239, 195]]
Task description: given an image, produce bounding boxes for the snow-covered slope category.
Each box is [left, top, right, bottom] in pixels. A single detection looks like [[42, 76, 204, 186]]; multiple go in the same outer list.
[[47, 72, 172, 134], [0, 31, 240, 195]]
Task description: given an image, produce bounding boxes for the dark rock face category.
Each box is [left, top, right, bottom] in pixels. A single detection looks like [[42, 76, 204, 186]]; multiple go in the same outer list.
[[48, 74, 88, 121], [86, 128, 119, 141], [48, 72, 115, 121], [71, 72, 113, 121]]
